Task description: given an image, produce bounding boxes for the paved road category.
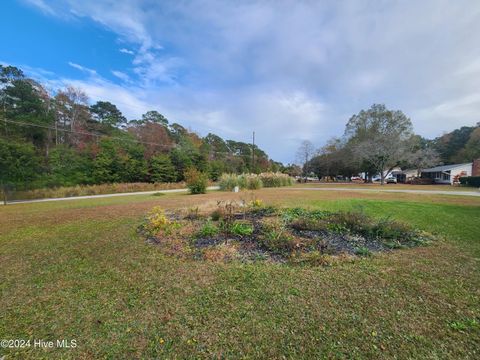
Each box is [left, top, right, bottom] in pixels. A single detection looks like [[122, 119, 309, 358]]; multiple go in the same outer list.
[[2, 185, 479, 205], [288, 187, 480, 197], [1, 186, 221, 205]]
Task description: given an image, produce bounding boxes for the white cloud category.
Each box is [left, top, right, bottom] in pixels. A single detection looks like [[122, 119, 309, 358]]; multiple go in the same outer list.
[[23, 0, 56, 15], [111, 70, 130, 83], [119, 48, 134, 55], [412, 93, 480, 136], [68, 62, 97, 76]]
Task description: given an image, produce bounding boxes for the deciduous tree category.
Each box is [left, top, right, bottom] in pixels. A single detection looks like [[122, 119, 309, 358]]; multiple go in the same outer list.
[[345, 104, 414, 185], [296, 140, 316, 180]]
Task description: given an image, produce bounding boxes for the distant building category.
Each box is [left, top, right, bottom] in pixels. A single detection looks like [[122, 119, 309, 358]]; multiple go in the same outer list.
[[361, 159, 480, 185], [420, 163, 472, 185]]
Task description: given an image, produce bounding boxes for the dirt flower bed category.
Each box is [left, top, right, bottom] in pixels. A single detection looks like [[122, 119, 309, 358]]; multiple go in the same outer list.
[[139, 199, 436, 265]]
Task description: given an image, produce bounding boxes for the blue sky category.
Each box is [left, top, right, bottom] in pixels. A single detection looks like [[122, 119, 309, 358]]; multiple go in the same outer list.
[[2, 0, 480, 162]]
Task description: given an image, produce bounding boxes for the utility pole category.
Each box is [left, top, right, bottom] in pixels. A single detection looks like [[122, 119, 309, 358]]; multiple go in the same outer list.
[[252, 131, 255, 173]]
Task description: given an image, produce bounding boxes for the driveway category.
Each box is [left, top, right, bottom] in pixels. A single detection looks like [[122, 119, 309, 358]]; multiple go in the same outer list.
[[1, 186, 221, 205]]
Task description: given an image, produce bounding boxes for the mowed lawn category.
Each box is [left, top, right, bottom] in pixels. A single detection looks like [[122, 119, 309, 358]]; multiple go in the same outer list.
[[1, 188, 479, 359]]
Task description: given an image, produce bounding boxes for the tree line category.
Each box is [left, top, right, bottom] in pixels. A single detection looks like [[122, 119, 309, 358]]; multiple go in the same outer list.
[[299, 104, 480, 185], [0, 65, 285, 190]]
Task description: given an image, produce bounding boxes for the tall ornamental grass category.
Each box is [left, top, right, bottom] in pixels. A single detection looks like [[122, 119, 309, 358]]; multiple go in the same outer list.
[[218, 172, 293, 191], [259, 172, 294, 187], [218, 174, 239, 191]]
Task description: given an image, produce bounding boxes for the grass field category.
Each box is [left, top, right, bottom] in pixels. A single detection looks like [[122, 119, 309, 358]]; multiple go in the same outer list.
[[1, 188, 479, 359], [293, 182, 479, 192]]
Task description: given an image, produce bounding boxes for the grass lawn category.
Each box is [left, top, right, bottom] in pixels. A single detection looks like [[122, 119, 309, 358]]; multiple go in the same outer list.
[[1, 189, 479, 359]]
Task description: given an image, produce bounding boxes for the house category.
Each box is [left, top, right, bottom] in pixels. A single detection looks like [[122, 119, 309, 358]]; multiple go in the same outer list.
[[392, 169, 418, 183], [420, 163, 472, 185], [359, 159, 480, 185]]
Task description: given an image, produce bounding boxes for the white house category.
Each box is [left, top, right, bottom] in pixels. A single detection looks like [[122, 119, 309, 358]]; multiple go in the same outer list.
[[420, 163, 472, 185]]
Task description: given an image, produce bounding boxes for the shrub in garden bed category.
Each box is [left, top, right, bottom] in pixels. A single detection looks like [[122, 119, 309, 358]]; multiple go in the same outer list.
[[139, 199, 436, 265]]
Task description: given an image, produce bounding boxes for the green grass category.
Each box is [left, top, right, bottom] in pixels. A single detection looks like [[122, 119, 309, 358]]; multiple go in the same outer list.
[[1, 190, 479, 358]]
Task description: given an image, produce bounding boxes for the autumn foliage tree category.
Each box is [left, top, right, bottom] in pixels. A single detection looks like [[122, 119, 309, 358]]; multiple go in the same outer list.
[[0, 64, 281, 191]]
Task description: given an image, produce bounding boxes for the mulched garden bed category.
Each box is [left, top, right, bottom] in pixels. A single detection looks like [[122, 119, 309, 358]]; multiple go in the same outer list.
[[139, 200, 435, 265]]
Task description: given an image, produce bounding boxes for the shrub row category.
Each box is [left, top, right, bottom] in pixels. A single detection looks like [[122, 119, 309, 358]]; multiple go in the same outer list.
[[459, 176, 480, 187], [219, 172, 293, 191]]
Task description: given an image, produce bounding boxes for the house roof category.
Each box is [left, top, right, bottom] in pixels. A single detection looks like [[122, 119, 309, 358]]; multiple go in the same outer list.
[[421, 163, 472, 173], [392, 169, 417, 175]]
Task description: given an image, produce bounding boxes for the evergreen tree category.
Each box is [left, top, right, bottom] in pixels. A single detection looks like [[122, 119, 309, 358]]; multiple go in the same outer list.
[[150, 154, 177, 182]]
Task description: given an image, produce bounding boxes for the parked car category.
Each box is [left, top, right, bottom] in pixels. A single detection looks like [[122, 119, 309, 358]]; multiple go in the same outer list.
[[351, 176, 362, 181], [386, 176, 397, 184]]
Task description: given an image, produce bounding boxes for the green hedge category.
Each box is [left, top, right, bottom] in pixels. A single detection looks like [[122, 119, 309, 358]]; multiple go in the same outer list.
[[459, 176, 480, 187]]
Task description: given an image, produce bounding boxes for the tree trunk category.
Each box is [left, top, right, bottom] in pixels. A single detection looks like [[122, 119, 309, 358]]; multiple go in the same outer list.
[[380, 172, 385, 185], [365, 172, 373, 183]]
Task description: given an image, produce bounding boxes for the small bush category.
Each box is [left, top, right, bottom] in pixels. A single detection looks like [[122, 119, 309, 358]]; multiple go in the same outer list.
[[197, 220, 219, 237], [229, 221, 254, 236], [184, 168, 208, 194], [145, 206, 179, 236]]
